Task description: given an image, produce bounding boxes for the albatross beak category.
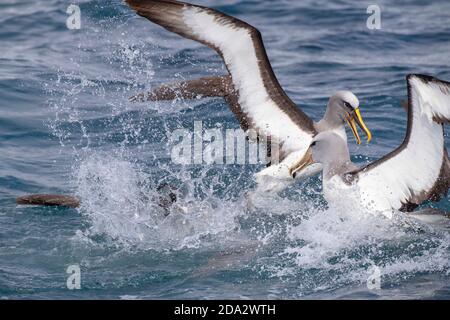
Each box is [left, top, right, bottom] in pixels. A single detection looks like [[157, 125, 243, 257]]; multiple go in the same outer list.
[[345, 108, 372, 145], [289, 147, 314, 178]]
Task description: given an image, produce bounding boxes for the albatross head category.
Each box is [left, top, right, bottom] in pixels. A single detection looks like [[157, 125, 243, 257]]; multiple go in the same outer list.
[[290, 131, 354, 179], [323, 91, 372, 145]]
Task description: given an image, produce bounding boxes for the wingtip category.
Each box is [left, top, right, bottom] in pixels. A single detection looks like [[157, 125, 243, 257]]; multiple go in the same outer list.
[[124, 0, 136, 8], [407, 73, 438, 84], [124, 0, 149, 11], [124, 0, 150, 5], [125, 0, 184, 9], [407, 73, 450, 87]]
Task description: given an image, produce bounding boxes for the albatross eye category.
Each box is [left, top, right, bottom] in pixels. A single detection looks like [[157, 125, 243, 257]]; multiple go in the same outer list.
[[310, 141, 317, 147], [344, 101, 353, 110]]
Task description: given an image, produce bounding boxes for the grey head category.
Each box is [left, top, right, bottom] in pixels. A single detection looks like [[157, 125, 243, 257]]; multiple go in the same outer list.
[[290, 131, 359, 180], [316, 91, 372, 145]]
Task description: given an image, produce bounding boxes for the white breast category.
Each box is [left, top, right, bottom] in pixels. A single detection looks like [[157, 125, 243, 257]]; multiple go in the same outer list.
[[323, 175, 395, 219], [323, 176, 357, 211]]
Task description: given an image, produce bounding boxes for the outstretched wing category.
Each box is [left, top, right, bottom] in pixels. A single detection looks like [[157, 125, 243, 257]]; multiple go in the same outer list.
[[130, 76, 233, 102], [351, 74, 450, 212], [126, 0, 316, 159]]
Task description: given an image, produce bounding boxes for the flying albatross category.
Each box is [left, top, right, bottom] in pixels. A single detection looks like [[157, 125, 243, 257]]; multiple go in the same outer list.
[[291, 74, 450, 217], [125, 0, 372, 193]]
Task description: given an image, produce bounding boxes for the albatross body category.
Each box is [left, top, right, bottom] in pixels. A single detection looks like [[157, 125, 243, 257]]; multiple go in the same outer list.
[[126, 0, 371, 193], [292, 74, 450, 218]]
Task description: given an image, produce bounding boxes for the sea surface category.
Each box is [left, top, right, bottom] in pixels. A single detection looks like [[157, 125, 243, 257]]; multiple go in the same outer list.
[[1, 0, 449, 299]]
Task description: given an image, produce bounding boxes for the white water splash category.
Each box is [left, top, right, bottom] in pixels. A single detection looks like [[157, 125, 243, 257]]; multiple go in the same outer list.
[[73, 152, 244, 250]]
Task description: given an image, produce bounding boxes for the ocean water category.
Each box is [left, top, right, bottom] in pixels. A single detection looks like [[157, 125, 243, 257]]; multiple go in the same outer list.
[[1, 0, 449, 299]]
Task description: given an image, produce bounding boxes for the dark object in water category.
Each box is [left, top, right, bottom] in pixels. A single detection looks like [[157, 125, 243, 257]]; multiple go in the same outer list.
[[156, 183, 179, 216], [16, 194, 80, 208], [16, 184, 179, 214]]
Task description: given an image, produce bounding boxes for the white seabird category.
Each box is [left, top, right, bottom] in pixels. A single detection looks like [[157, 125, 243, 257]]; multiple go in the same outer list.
[[291, 74, 450, 218], [125, 0, 372, 193]]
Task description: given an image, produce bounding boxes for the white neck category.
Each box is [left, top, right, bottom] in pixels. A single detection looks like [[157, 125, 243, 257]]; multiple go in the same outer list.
[[329, 126, 347, 142]]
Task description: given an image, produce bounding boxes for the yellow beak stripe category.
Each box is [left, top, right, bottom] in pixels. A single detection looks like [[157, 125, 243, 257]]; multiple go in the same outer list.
[[346, 115, 361, 145], [354, 108, 372, 143]]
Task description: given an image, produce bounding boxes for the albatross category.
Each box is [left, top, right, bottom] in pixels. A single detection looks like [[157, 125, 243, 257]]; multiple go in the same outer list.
[[291, 74, 450, 218], [125, 0, 372, 193]]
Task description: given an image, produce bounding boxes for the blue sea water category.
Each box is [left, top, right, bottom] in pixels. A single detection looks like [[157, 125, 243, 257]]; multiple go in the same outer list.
[[0, 0, 449, 299]]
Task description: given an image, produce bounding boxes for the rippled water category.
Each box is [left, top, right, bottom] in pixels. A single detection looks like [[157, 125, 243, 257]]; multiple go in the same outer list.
[[1, 0, 449, 299]]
